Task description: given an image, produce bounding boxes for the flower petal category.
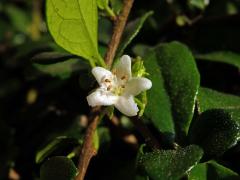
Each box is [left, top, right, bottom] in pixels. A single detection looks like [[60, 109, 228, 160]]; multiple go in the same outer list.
[[87, 88, 118, 107], [114, 96, 138, 116], [92, 67, 113, 85], [114, 55, 132, 79], [124, 77, 152, 96]]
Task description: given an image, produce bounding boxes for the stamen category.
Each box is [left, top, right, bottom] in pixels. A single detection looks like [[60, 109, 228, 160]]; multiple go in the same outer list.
[[105, 79, 111, 83], [121, 75, 126, 80]]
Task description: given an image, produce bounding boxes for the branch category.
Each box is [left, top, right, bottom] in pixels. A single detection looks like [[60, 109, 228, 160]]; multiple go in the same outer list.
[[105, 0, 134, 67], [75, 107, 100, 180], [75, 1, 134, 179]]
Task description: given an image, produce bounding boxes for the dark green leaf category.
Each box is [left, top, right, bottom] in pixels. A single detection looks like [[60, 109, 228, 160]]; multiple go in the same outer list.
[[116, 11, 153, 58], [144, 49, 175, 135], [156, 41, 200, 137], [46, 0, 103, 64], [189, 161, 240, 180], [195, 51, 240, 69], [110, 0, 123, 14], [132, 44, 152, 57], [36, 136, 80, 164], [31, 52, 75, 65], [138, 145, 203, 180], [40, 156, 77, 180], [143, 41, 200, 140], [33, 58, 89, 79], [98, 17, 112, 45], [4, 5, 30, 32], [197, 87, 240, 113], [189, 109, 240, 157]]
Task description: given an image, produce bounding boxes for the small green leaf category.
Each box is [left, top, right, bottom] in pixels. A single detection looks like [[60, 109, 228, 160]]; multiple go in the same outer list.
[[40, 156, 78, 180], [197, 87, 240, 113], [98, 17, 112, 45], [4, 5, 30, 32], [188, 0, 209, 10], [189, 109, 240, 157], [132, 44, 152, 57], [93, 129, 99, 151], [116, 11, 153, 58], [195, 51, 240, 69], [36, 136, 80, 164], [33, 58, 89, 79], [31, 52, 75, 65], [97, 0, 108, 10], [46, 0, 104, 66], [189, 161, 240, 180], [97, 127, 111, 150], [97, 0, 116, 18], [138, 145, 203, 180], [110, 0, 123, 14]]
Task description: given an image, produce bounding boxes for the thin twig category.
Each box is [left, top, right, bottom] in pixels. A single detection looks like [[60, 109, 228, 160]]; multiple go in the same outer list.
[[105, 0, 134, 67], [75, 107, 100, 180], [75, 1, 134, 179]]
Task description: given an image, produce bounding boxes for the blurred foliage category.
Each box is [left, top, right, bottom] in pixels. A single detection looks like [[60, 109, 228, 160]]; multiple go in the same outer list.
[[0, 0, 240, 179]]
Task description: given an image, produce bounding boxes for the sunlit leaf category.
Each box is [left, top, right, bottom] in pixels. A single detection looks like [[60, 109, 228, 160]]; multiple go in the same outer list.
[[46, 0, 103, 65]]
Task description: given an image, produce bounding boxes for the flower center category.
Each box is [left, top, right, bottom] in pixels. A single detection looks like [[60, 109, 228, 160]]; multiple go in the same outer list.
[[102, 74, 128, 96]]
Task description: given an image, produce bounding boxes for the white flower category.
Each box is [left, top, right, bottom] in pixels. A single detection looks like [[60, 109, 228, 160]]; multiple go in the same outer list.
[[87, 55, 152, 116]]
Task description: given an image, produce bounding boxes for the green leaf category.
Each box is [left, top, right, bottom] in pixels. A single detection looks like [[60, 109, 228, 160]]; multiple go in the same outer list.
[[31, 52, 76, 65], [36, 136, 80, 164], [156, 41, 200, 137], [156, 42, 200, 136], [189, 161, 240, 180], [116, 11, 153, 58], [132, 44, 152, 57], [98, 127, 111, 148], [144, 41, 200, 139], [4, 5, 30, 32], [195, 51, 240, 69], [144, 49, 175, 135], [138, 145, 203, 180], [110, 0, 123, 14], [197, 87, 240, 113], [189, 109, 240, 157], [188, 0, 209, 10], [33, 58, 89, 79], [46, 0, 104, 66], [98, 17, 112, 45], [97, 0, 108, 10], [40, 156, 78, 180]]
